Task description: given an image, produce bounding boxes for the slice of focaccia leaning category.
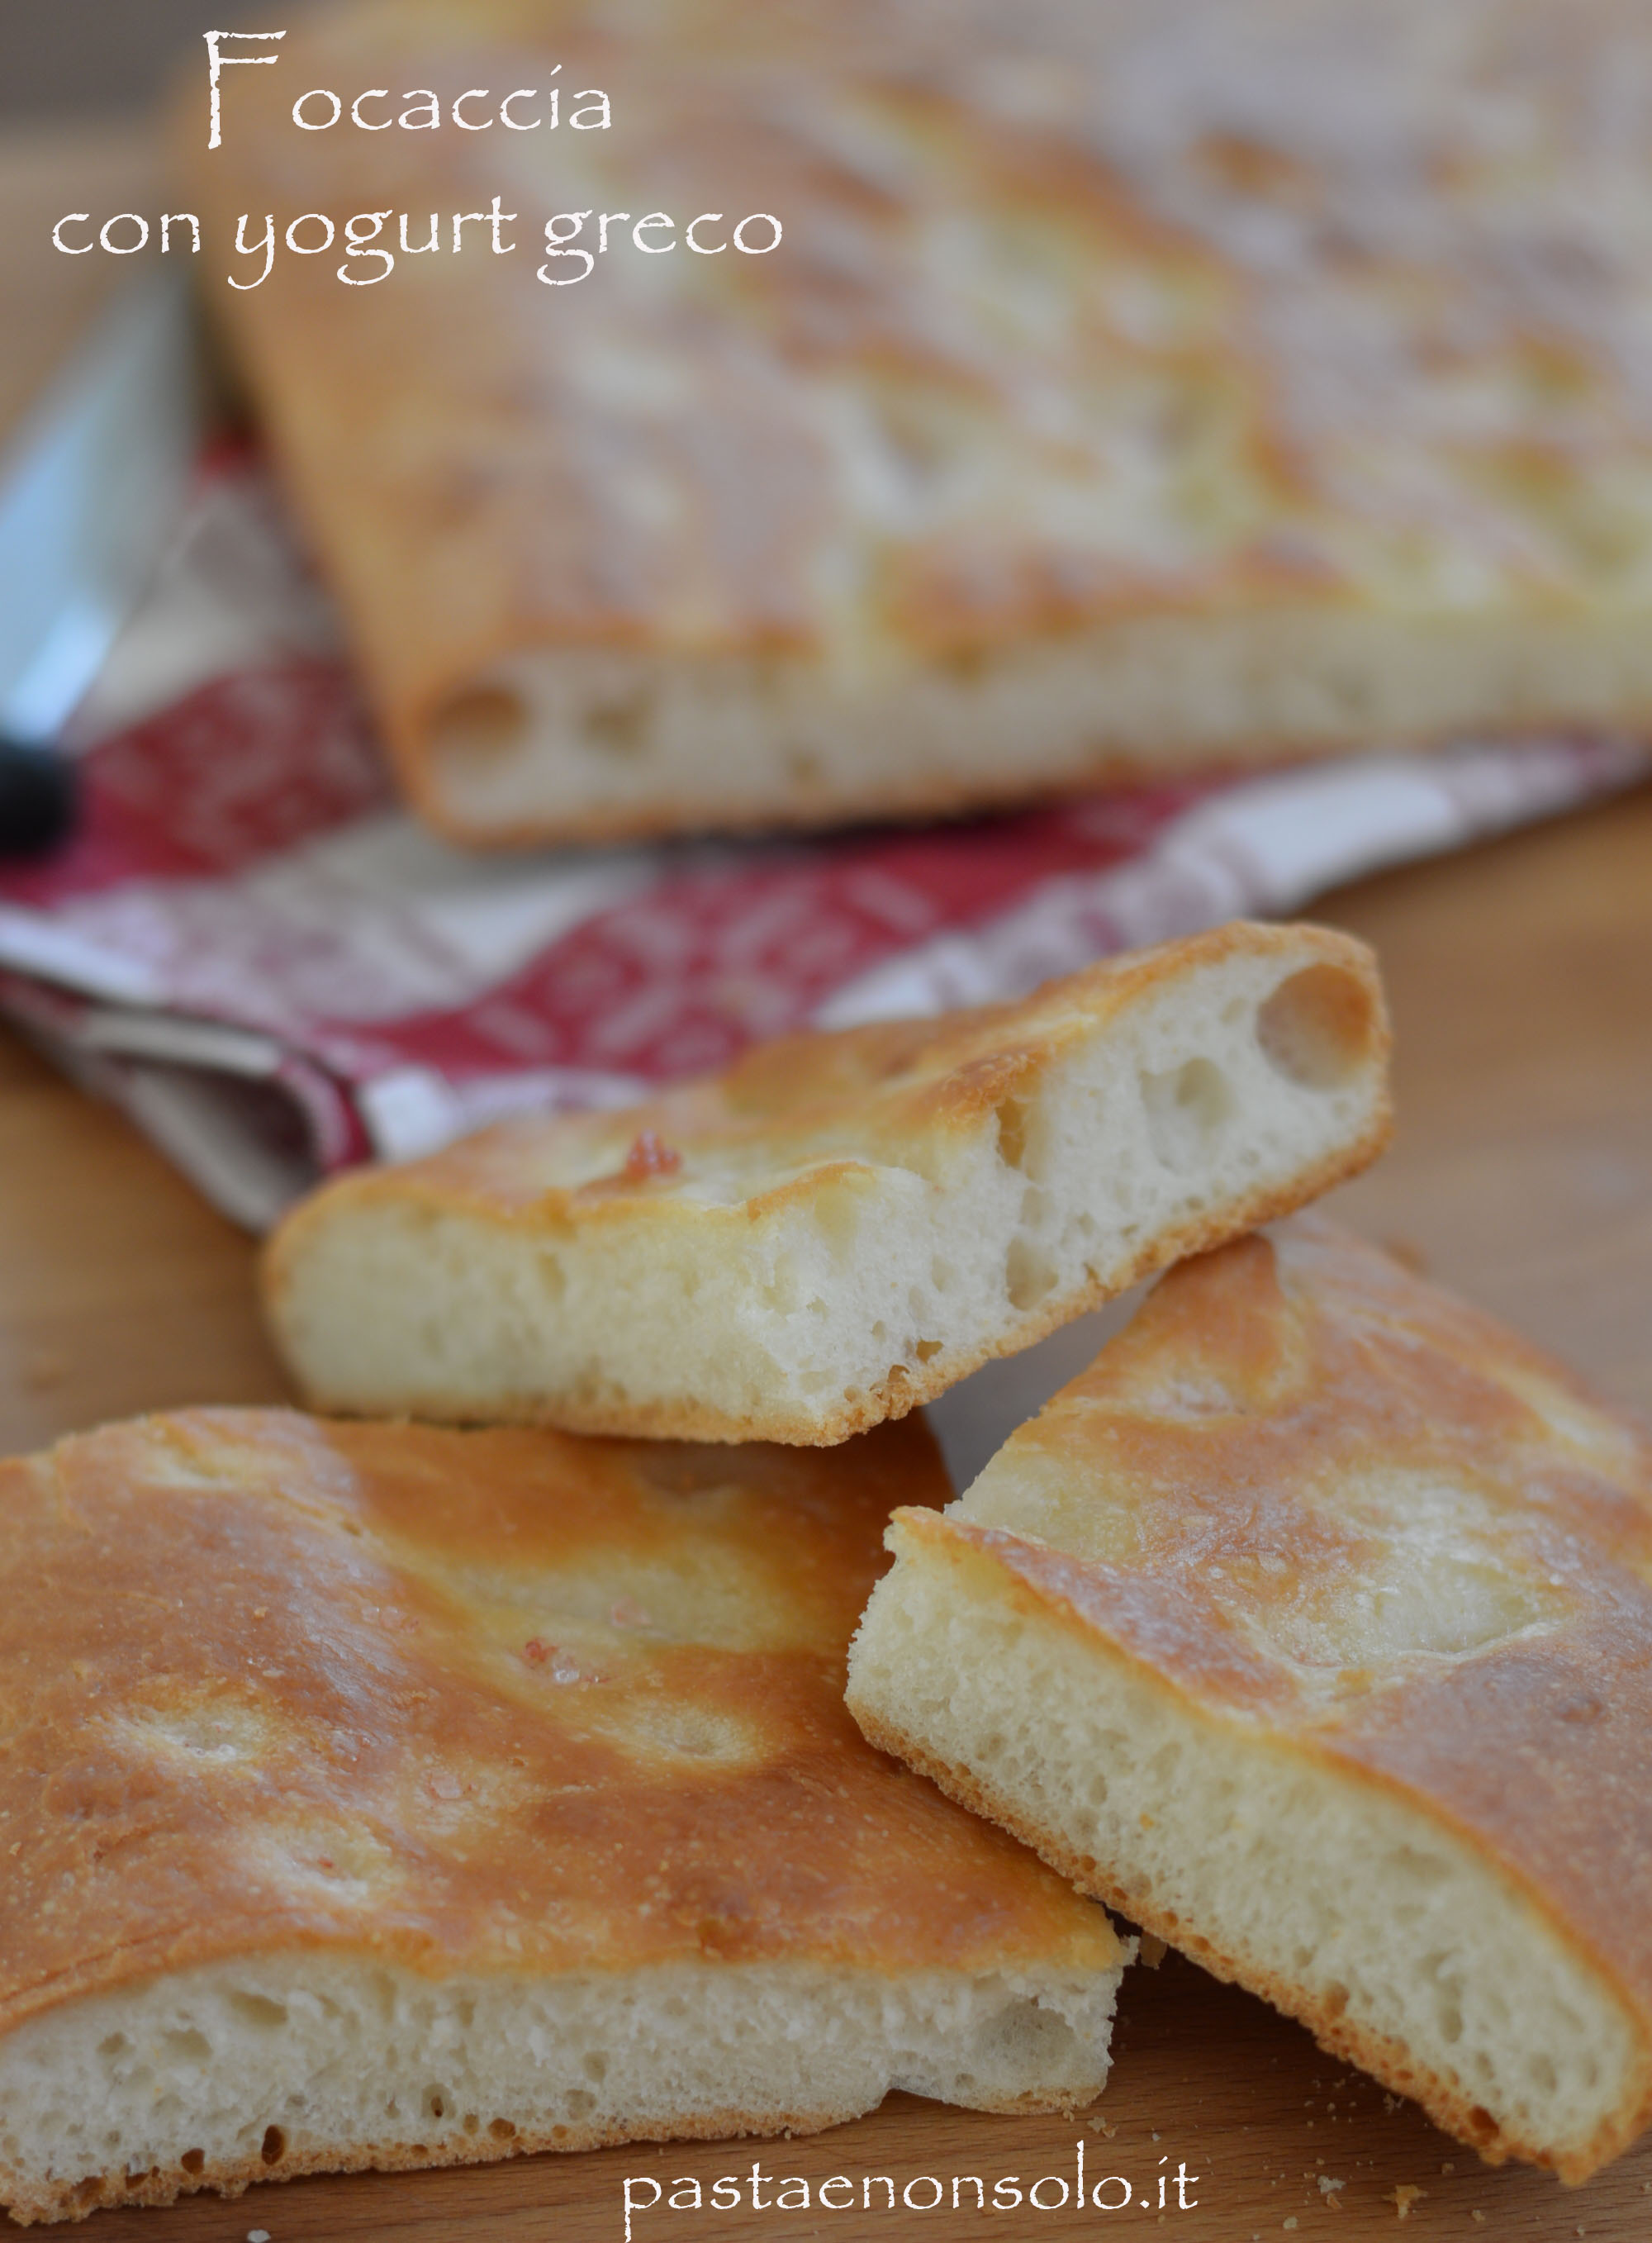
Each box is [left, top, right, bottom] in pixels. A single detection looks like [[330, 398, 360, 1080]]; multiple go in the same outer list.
[[262, 921, 1391, 1443], [847, 1214, 1652, 2182], [0, 1408, 1127, 2224]]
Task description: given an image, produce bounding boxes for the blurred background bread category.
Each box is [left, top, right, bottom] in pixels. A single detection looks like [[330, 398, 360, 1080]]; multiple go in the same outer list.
[[182, 0, 1652, 845]]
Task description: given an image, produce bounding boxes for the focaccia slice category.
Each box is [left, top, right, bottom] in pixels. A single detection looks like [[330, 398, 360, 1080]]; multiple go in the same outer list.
[[0, 1408, 1128, 2225], [847, 1215, 1652, 2182], [185, 0, 1652, 848], [261, 921, 1390, 1443]]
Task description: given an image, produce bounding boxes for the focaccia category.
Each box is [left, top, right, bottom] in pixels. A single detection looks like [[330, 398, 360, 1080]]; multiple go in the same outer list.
[[847, 1215, 1652, 2180], [0, 1407, 1129, 2224], [260, 921, 1391, 1442], [187, 0, 1652, 846]]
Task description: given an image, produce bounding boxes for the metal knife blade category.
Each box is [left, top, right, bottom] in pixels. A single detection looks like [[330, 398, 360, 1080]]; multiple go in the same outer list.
[[0, 275, 202, 855]]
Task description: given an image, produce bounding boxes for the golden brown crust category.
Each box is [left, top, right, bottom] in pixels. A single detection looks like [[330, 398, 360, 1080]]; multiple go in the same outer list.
[[852, 1217, 1652, 2179], [0, 1409, 1121, 2048], [262, 921, 1392, 1442]]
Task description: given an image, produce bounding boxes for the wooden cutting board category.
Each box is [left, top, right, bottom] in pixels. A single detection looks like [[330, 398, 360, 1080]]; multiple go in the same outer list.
[[2, 126, 1650, 2243]]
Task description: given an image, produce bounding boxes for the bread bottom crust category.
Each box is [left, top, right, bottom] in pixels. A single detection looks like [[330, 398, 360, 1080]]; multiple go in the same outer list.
[[0, 2098, 876, 2226], [0, 1949, 1123, 2226], [6, 2074, 1123, 2226]]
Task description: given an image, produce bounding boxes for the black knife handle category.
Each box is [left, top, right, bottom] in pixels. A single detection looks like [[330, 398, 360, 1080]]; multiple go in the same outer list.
[[0, 740, 78, 861]]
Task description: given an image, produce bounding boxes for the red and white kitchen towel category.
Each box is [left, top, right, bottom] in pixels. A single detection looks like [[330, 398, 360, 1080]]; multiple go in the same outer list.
[[0, 457, 1645, 1228]]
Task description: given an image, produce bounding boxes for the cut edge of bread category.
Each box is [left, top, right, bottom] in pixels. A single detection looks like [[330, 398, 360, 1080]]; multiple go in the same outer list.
[[263, 929, 1392, 1444], [408, 608, 1652, 849], [0, 1948, 1128, 2225], [844, 1513, 1652, 2184]]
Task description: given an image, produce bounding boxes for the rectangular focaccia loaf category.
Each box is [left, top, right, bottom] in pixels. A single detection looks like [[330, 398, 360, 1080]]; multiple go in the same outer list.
[[261, 921, 1391, 1442], [186, 0, 1652, 847], [847, 1214, 1652, 2182], [0, 1408, 1129, 2225]]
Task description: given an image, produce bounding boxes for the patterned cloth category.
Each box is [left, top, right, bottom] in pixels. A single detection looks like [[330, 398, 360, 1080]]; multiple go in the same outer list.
[[1, 461, 1645, 1228]]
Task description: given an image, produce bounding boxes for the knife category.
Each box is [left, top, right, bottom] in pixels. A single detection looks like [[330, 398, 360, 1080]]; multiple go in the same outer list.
[[0, 275, 202, 858]]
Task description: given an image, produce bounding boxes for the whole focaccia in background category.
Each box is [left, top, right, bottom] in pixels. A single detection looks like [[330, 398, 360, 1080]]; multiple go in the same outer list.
[[261, 922, 1392, 1442], [187, 0, 1652, 847], [0, 1408, 1130, 2225], [847, 1214, 1652, 2182]]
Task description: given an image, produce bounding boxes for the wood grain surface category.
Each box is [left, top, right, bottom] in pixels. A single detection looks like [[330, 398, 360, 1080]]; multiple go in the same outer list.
[[2, 127, 1651, 2243]]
